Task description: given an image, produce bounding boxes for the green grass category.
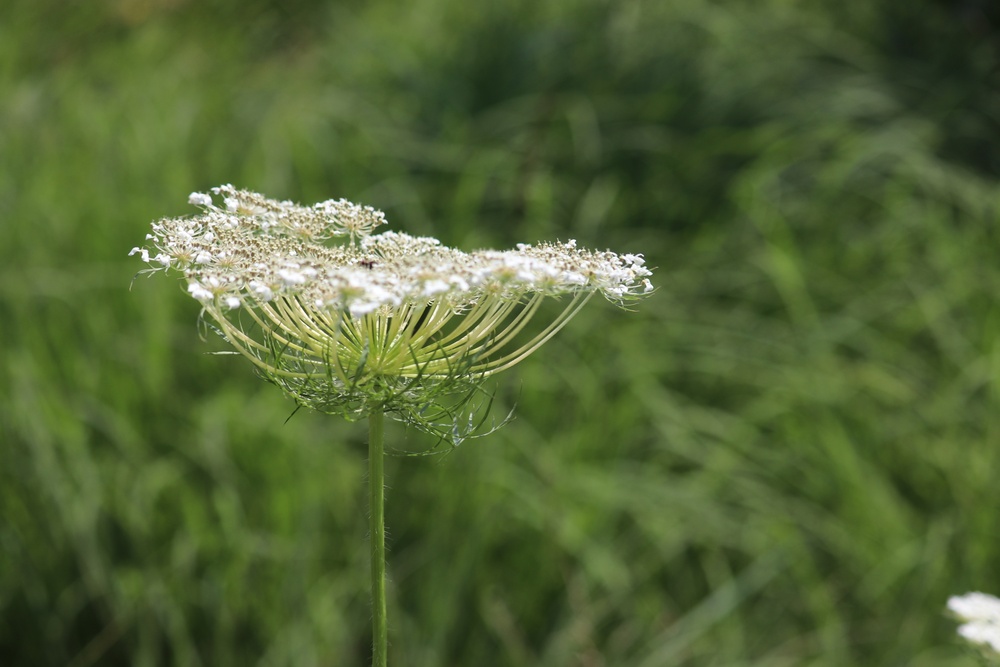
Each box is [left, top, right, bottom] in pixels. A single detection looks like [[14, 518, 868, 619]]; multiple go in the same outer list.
[[3, 0, 1000, 664]]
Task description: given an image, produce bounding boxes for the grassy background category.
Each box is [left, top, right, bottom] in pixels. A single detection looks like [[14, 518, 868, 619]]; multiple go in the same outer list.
[[3, 0, 1000, 665]]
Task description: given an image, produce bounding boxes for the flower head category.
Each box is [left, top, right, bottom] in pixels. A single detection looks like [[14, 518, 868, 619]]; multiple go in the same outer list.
[[948, 592, 1000, 655], [133, 186, 653, 440]]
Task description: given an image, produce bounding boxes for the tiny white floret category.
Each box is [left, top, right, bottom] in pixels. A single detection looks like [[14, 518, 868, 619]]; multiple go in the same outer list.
[[188, 282, 213, 302], [249, 281, 274, 301], [278, 269, 307, 286], [949, 592, 1000, 623], [948, 592, 1000, 655], [188, 192, 213, 207], [129, 247, 151, 262], [623, 253, 645, 267], [958, 622, 1000, 653]]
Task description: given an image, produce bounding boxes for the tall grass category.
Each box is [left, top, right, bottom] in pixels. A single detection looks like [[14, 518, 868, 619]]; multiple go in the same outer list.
[[2, 0, 999, 664]]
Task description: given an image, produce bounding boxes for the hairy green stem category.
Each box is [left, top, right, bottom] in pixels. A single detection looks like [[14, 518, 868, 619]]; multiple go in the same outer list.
[[369, 406, 388, 667]]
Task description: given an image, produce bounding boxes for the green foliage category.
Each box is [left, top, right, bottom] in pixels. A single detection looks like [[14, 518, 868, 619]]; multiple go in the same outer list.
[[2, 0, 1000, 664]]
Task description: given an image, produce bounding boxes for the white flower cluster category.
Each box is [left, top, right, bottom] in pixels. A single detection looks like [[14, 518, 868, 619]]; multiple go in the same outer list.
[[131, 186, 654, 320], [948, 592, 1000, 654], [132, 187, 653, 430]]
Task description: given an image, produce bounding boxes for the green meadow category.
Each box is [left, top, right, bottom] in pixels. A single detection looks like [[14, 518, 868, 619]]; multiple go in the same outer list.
[[3, 0, 1000, 664]]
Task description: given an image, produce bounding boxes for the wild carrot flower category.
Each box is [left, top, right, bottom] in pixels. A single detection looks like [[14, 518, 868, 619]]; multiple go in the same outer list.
[[131, 185, 653, 438], [948, 592, 1000, 656], [131, 185, 653, 665]]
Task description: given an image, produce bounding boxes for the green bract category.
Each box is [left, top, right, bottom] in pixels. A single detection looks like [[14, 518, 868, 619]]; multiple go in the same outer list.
[[132, 185, 654, 440]]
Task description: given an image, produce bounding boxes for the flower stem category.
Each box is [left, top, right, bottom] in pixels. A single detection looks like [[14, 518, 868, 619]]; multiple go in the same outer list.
[[368, 405, 388, 667]]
